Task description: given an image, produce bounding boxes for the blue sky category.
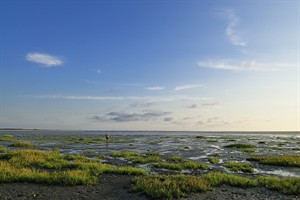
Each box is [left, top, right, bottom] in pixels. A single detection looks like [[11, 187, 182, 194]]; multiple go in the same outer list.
[[1, 0, 299, 131]]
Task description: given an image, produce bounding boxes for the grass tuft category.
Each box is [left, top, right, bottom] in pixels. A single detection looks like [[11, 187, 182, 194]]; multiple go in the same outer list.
[[208, 157, 220, 164], [247, 154, 300, 167], [224, 162, 254, 173], [130, 156, 162, 164], [225, 143, 256, 149], [202, 172, 257, 188], [9, 141, 35, 148], [258, 176, 300, 195], [0, 145, 8, 153], [110, 151, 141, 158], [131, 172, 258, 199], [0, 149, 146, 186], [152, 161, 208, 171], [0, 135, 14, 141], [167, 155, 184, 163], [131, 175, 212, 199]]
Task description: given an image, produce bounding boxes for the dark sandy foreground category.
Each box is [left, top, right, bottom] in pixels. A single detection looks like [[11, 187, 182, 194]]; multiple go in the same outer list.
[[0, 175, 299, 200]]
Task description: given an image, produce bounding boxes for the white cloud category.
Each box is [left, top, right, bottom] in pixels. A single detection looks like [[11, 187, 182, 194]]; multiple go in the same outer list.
[[26, 52, 63, 67], [146, 86, 165, 91], [175, 84, 206, 91], [198, 60, 292, 71], [224, 9, 246, 47]]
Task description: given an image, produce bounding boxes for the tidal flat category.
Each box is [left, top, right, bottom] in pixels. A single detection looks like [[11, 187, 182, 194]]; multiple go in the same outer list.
[[0, 130, 299, 199]]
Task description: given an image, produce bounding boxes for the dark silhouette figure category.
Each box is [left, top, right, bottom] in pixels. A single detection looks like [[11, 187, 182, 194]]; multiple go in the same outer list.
[[105, 132, 110, 141]]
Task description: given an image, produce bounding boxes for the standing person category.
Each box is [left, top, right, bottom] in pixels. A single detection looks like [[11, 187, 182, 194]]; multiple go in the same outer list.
[[105, 132, 110, 141]]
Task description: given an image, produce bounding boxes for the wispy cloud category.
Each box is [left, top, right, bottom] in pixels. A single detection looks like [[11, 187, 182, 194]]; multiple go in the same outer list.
[[175, 84, 206, 91], [129, 102, 156, 108], [89, 110, 171, 122], [35, 95, 126, 100], [96, 69, 101, 74], [196, 117, 219, 126], [32, 95, 212, 102], [223, 9, 246, 47], [198, 60, 292, 71], [146, 86, 165, 91], [26, 52, 63, 67]]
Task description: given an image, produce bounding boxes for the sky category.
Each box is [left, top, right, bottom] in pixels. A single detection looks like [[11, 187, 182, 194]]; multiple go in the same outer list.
[[1, 0, 299, 131]]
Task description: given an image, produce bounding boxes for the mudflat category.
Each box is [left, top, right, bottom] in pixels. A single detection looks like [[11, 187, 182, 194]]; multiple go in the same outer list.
[[0, 130, 299, 199]]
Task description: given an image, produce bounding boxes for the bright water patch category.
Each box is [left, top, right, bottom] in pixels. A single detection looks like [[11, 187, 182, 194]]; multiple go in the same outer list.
[[254, 169, 300, 177]]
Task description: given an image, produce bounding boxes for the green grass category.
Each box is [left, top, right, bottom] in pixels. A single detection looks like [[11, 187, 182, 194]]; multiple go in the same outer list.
[[0, 149, 71, 169], [183, 161, 208, 170], [257, 176, 300, 195], [110, 151, 141, 158], [224, 162, 254, 173], [131, 171, 300, 199], [247, 154, 300, 167], [9, 141, 35, 148], [208, 157, 220, 164], [78, 163, 146, 176], [131, 172, 258, 199], [241, 149, 256, 153], [225, 143, 256, 149], [0, 149, 146, 186], [202, 172, 258, 188], [64, 154, 99, 163], [152, 162, 182, 170], [152, 161, 208, 171], [110, 151, 162, 164], [0, 135, 14, 141], [131, 175, 212, 199], [83, 149, 96, 154], [0, 145, 8, 153], [0, 161, 97, 185], [129, 156, 162, 164], [167, 155, 184, 163]]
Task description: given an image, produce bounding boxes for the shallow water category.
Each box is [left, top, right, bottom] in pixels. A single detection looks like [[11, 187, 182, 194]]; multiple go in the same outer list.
[[1, 130, 299, 177]]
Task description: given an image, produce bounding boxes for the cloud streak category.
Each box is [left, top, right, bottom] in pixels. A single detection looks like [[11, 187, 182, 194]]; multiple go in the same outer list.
[[146, 86, 165, 91], [32, 95, 212, 102], [175, 84, 206, 91], [26, 52, 63, 67], [89, 111, 171, 122], [223, 9, 246, 47], [198, 60, 292, 71]]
